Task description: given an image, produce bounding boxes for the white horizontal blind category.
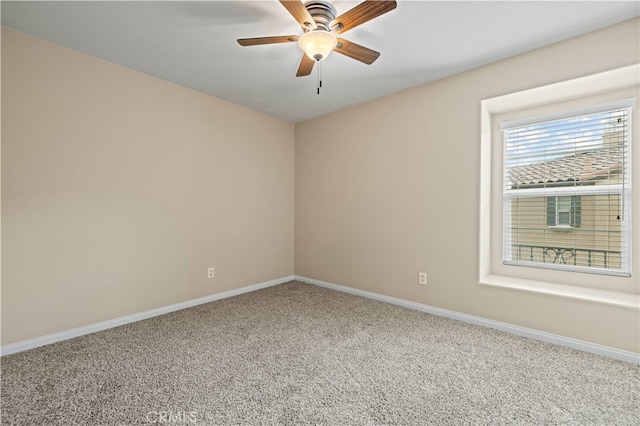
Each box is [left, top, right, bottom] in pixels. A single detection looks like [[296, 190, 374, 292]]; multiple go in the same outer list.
[[502, 104, 632, 276]]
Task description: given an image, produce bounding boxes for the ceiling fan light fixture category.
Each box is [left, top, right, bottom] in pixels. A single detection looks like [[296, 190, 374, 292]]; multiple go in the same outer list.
[[298, 30, 337, 61]]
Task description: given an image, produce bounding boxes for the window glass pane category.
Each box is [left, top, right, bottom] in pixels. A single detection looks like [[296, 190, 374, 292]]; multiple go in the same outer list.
[[557, 196, 571, 212], [503, 107, 631, 276], [557, 211, 570, 225], [508, 193, 624, 270]]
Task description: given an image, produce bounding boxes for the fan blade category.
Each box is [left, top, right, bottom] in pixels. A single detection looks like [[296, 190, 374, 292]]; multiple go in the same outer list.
[[238, 35, 299, 46], [332, 0, 397, 34], [296, 54, 315, 77], [280, 0, 317, 30], [334, 38, 380, 64]]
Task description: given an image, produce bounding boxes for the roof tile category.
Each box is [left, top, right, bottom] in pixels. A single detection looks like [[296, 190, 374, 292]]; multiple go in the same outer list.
[[508, 148, 623, 188]]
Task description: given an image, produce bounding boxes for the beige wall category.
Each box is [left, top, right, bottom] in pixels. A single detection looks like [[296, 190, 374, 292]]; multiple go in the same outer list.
[[295, 19, 640, 352], [1, 28, 295, 345]]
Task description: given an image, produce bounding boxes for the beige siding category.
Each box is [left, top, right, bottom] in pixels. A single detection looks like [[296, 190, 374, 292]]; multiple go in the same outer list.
[[509, 191, 622, 269]]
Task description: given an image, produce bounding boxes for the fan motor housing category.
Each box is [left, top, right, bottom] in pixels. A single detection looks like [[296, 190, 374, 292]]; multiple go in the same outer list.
[[304, 1, 336, 31]]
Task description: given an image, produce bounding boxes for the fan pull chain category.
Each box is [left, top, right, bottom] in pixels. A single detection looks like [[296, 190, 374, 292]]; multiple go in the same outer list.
[[317, 61, 322, 95]]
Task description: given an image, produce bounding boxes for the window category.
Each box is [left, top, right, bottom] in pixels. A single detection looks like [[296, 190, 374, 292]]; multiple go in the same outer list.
[[502, 106, 631, 276], [480, 65, 638, 305], [547, 196, 580, 228]]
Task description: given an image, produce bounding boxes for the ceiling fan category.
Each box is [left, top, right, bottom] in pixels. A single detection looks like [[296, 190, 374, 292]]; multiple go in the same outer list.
[[237, 0, 397, 77]]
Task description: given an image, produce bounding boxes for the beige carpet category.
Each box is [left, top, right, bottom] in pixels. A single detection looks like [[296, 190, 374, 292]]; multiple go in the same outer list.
[[2, 281, 639, 425]]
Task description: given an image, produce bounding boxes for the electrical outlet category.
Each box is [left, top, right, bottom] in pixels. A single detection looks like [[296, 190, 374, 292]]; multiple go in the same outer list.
[[419, 272, 427, 285], [207, 267, 215, 279]]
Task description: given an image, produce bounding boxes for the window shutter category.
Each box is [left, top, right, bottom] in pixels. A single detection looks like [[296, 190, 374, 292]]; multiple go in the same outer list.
[[571, 196, 581, 227], [503, 103, 632, 276], [546, 197, 556, 226]]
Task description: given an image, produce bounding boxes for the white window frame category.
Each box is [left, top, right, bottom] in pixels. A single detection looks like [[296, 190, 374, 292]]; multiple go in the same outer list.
[[479, 65, 639, 308], [554, 196, 572, 227]]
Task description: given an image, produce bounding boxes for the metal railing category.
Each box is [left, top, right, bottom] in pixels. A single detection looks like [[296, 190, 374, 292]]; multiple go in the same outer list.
[[512, 244, 621, 269]]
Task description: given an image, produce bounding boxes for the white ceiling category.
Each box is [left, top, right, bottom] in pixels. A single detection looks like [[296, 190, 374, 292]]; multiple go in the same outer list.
[[2, 1, 639, 123]]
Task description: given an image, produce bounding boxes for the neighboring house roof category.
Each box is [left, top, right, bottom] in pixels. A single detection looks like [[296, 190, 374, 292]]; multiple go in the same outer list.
[[508, 148, 623, 188]]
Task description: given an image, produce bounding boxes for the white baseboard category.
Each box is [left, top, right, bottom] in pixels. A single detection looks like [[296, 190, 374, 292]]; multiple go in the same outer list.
[[295, 275, 640, 365], [5, 274, 638, 364], [1, 275, 294, 357]]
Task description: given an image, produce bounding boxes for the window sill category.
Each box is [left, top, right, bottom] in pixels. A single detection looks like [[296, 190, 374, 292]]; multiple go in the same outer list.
[[479, 273, 639, 309], [548, 225, 574, 232]]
